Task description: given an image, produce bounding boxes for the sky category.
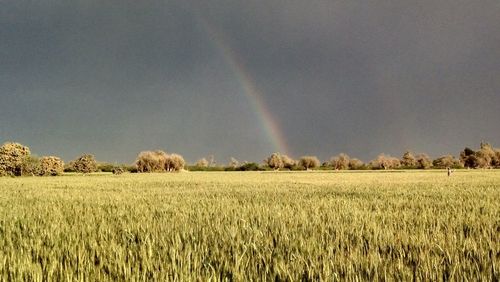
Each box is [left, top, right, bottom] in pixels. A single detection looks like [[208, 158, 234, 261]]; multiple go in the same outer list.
[[1, 0, 499, 164]]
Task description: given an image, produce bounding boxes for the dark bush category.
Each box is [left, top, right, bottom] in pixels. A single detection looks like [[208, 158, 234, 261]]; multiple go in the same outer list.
[[112, 167, 125, 175], [97, 163, 115, 173], [237, 162, 262, 171]]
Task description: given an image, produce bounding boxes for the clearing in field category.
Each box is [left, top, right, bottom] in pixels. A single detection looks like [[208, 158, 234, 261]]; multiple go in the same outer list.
[[0, 170, 499, 280]]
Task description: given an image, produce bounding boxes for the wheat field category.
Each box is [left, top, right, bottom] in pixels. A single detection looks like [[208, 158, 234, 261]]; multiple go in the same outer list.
[[0, 171, 498, 280]]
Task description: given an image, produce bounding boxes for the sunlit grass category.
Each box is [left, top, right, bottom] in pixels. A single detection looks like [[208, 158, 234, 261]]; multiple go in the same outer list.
[[0, 171, 499, 280]]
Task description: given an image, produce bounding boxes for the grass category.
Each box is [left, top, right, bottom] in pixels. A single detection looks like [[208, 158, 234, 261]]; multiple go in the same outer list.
[[0, 170, 499, 280]]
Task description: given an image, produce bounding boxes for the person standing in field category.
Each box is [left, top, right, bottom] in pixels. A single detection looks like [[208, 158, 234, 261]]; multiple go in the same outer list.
[[447, 167, 452, 177]]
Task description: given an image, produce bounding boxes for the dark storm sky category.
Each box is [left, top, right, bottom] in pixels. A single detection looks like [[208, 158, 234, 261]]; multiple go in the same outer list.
[[1, 1, 499, 164]]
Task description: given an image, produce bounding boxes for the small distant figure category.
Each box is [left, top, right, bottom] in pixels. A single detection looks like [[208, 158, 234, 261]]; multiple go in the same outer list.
[[447, 167, 452, 177]]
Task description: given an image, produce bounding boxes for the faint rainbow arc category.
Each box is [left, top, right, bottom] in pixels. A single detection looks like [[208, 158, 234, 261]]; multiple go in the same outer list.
[[198, 17, 291, 156]]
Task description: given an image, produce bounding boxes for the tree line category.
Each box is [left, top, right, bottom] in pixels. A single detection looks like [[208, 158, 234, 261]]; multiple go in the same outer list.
[[193, 142, 500, 171], [0, 141, 499, 177]]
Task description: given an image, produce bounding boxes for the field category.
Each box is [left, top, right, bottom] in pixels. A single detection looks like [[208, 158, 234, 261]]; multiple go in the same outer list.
[[0, 171, 498, 280]]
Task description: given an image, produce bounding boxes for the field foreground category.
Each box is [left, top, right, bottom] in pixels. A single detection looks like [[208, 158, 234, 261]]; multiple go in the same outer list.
[[0, 171, 499, 280]]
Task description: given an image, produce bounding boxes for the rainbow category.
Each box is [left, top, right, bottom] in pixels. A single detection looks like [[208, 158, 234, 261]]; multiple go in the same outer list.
[[197, 16, 291, 156]]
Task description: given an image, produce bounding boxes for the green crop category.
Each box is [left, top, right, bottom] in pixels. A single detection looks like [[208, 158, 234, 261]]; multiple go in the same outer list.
[[0, 171, 498, 280]]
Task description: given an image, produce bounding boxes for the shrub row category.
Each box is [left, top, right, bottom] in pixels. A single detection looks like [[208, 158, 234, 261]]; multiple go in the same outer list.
[[1, 141, 499, 176], [256, 142, 499, 171]]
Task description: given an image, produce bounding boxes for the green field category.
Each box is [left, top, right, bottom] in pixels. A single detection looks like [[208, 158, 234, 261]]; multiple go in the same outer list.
[[0, 171, 498, 280]]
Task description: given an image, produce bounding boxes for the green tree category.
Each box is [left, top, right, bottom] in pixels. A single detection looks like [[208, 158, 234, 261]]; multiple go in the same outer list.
[[476, 142, 496, 168], [281, 155, 296, 170], [228, 157, 239, 169], [167, 154, 185, 172], [370, 154, 400, 170], [265, 153, 284, 170], [0, 142, 31, 176], [136, 151, 167, 173], [432, 155, 462, 169], [299, 156, 320, 170], [40, 156, 65, 176], [401, 151, 417, 168], [415, 153, 432, 169], [70, 154, 98, 173], [330, 153, 350, 170], [195, 158, 209, 168], [348, 158, 364, 170]]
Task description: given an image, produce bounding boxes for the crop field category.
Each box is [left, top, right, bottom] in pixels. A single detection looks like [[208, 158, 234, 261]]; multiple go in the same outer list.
[[0, 171, 498, 280]]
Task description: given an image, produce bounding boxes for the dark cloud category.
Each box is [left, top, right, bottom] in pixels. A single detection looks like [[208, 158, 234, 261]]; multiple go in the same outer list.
[[1, 0, 499, 163]]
